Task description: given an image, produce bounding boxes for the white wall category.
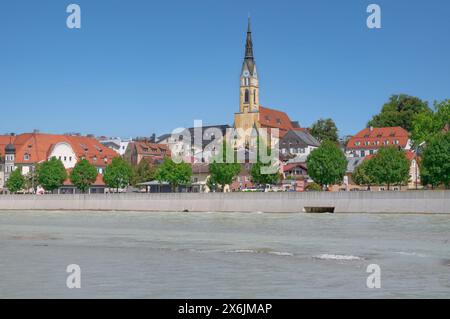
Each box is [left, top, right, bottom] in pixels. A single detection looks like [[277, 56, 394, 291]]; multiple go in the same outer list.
[[49, 142, 77, 169]]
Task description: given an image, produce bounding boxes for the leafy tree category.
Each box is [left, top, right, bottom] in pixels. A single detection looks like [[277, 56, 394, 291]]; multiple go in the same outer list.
[[209, 142, 241, 192], [411, 99, 450, 145], [250, 162, 280, 186], [131, 160, 157, 186], [103, 157, 133, 192], [249, 137, 280, 186], [305, 182, 322, 192], [6, 168, 25, 193], [421, 133, 450, 188], [70, 159, 98, 193], [310, 118, 339, 143], [155, 157, 192, 192], [37, 157, 68, 192], [352, 159, 376, 189], [306, 141, 347, 188], [368, 94, 431, 131], [368, 147, 410, 190]]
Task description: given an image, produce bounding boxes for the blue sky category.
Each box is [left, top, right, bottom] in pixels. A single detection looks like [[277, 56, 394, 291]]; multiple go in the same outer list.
[[1, 0, 449, 138]]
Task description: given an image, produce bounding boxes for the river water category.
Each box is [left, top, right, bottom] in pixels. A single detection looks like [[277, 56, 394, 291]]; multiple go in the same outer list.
[[0, 211, 449, 298]]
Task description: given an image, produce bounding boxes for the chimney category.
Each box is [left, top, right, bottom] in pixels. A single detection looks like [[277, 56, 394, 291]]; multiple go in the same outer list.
[[369, 126, 374, 132]]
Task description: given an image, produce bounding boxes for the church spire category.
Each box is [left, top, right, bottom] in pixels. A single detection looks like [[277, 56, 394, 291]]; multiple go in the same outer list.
[[245, 17, 254, 59]]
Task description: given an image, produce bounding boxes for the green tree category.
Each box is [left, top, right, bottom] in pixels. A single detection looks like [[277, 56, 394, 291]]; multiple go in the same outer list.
[[103, 157, 133, 192], [306, 141, 347, 189], [250, 162, 280, 186], [305, 182, 322, 192], [352, 159, 376, 189], [310, 118, 339, 143], [368, 94, 431, 132], [37, 157, 68, 192], [250, 137, 280, 186], [421, 133, 450, 188], [411, 99, 450, 145], [209, 142, 241, 192], [155, 157, 192, 192], [131, 160, 157, 186], [368, 147, 410, 190], [6, 168, 25, 193], [70, 159, 98, 193]]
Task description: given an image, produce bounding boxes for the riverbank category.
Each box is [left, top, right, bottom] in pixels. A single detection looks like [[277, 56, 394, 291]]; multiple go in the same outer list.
[[0, 191, 449, 214]]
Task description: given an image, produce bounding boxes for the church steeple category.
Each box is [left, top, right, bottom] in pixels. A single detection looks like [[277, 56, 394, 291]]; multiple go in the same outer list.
[[239, 17, 259, 114], [245, 17, 254, 59]]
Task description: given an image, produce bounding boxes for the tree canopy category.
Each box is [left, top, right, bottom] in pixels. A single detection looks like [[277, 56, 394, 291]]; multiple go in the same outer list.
[[411, 99, 450, 145], [421, 133, 450, 188], [6, 168, 25, 193], [70, 159, 98, 193], [306, 141, 347, 188], [367, 94, 431, 132], [208, 142, 241, 192], [103, 157, 133, 191], [131, 159, 157, 186], [155, 157, 192, 192], [37, 157, 68, 192], [367, 147, 410, 189], [310, 118, 339, 143], [352, 159, 376, 188], [249, 137, 280, 186]]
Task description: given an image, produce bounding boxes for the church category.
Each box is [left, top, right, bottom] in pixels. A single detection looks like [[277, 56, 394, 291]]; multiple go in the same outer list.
[[233, 18, 304, 148]]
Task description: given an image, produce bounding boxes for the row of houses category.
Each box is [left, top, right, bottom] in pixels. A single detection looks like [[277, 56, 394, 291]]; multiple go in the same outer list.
[[0, 122, 420, 194]]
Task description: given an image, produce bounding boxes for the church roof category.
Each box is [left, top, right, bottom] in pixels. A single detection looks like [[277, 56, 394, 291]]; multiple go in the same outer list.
[[259, 106, 296, 137]]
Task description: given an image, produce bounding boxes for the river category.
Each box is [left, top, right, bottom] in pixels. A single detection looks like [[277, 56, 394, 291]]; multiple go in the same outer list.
[[0, 211, 449, 298]]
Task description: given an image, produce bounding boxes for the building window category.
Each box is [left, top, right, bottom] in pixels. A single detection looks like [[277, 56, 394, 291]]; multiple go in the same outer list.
[[244, 90, 249, 104], [253, 90, 256, 103], [24, 154, 30, 161]]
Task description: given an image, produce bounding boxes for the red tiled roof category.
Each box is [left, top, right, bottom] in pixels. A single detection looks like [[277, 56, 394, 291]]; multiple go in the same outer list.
[[283, 162, 307, 172], [134, 141, 170, 157], [347, 127, 410, 150], [259, 106, 295, 137], [0, 133, 118, 166]]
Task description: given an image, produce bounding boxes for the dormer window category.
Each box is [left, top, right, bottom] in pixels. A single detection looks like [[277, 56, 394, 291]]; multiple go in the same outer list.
[[24, 154, 30, 161], [93, 156, 97, 162], [276, 118, 282, 125]]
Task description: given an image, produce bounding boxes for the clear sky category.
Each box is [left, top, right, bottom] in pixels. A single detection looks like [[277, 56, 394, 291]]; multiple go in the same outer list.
[[1, 0, 449, 138]]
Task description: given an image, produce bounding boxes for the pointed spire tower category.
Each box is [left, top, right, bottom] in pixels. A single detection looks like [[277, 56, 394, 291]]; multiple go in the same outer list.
[[239, 17, 259, 114]]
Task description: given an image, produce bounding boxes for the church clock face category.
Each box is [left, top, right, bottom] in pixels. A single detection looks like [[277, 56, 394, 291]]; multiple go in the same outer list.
[[243, 70, 250, 77]]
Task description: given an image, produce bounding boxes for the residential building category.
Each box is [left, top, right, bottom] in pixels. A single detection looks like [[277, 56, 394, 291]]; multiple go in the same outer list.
[[279, 130, 320, 160], [99, 137, 132, 156], [191, 163, 210, 193], [157, 124, 230, 163], [346, 126, 411, 157], [124, 141, 170, 166], [0, 132, 118, 192]]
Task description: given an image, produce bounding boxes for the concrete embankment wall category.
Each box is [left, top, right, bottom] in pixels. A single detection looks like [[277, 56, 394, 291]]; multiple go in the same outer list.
[[0, 191, 449, 214]]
